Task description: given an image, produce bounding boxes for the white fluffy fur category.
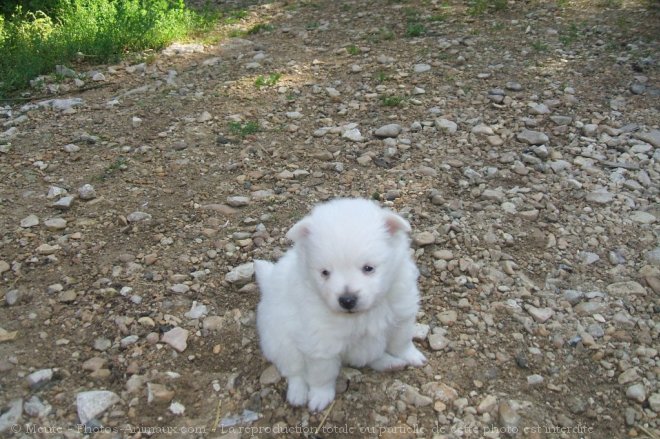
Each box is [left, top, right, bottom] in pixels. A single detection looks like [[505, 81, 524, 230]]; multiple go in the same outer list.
[[254, 198, 426, 412]]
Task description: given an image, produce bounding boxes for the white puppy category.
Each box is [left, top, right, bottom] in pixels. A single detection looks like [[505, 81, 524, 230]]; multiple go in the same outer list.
[[254, 198, 426, 412]]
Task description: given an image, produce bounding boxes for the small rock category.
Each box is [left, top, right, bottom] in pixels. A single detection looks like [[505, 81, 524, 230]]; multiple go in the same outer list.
[[0, 399, 23, 434], [76, 391, 120, 424], [147, 383, 175, 404], [169, 401, 185, 415], [517, 129, 549, 145], [225, 262, 255, 285], [428, 333, 449, 350], [26, 369, 53, 389], [203, 316, 224, 331], [472, 124, 495, 136], [78, 184, 96, 200], [649, 393, 660, 412], [413, 231, 435, 246], [498, 401, 521, 430], [626, 384, 646, 403], [52, 196, 74, 209], [226, 196, 250, 207], [126, 211, 152, 222], [20, 214, 39, 228], [402, 385, 433, 407], [36, 244, 60, 255], [259, 365, 281, 386], [606, 281, 646, 297], [435, 118, 458, 134], [184, 301, 208, 319], [162, 327, 189, 352], [586, 190, 613, 204], [477, 395, 498, 414], [342, 127, 364, 142], [44, 218, 67, 230], [23, 395, 51, 418], [438, 310, 458, 325], [527, 374, 544, 385], [630, 211, 656, 224], [413, 64, 431, 73], [94, 337, 112, 352], [525, 305, 554, 323], [374, 124, 402, 138]]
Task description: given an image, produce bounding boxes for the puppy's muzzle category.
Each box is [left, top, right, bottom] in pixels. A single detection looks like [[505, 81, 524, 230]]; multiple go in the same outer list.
[[338, 293, 358, 311]]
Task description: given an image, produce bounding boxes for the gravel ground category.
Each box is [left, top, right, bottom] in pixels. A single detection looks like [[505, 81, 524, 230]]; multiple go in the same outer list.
[[0, 0, 659, 438]]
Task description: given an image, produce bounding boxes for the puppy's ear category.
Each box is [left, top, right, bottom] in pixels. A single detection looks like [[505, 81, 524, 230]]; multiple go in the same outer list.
[[384, 212, 411, 236], [286, 218, 312, 242]]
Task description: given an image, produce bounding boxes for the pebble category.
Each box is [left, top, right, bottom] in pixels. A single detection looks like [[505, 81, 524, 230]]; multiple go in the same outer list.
[[525, 305, 554, 323], [147, 383, 175, 404], [374, 124, 402, 138], [517, 129, 549, 145], [259, 365, 281, 386], [626, 383, 646, 403], [413, 231, 435, 246], [24, 395, 51, 418], [226, 196, 250, 207], [586, 190, 613, 204], [94, 337, 112, 351], [413, 64, 431, 73], [76, 390, 120, 424], [428, 333, 450, 350], [498, 401, 521, 430], [162, 327, 189, 352], [630, 210, 656, 224], [78, 184, 96, 200], [435, 118, 457, 134], [44, 218, 67, 230], [606, 281, 646, 297], [20, 214, 39, 228], [225, 262, 255, 285], [0, 399, 23, 434], [52, 196, 74, 209], [126, 211, 152, 222]]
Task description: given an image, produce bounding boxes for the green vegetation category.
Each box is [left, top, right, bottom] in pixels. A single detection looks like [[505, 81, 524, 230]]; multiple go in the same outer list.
[[346, 44, 360, 55], [560, 22, 579, 46], [247, 23, 274, 34], [254, 72, 281, 88], [405, 22, 426, 37], [223, 9, 248, 24], [467, 0, 507, 15], [0, 0, 217, 97], [375, 71, 391, 82], [228, 120, 260, 137], [94, 156, 127, 181], [531, 40, 549, 52], [404, 7, 426, 37], [380, 95, 404, 106], [305, 21, 319, 30]]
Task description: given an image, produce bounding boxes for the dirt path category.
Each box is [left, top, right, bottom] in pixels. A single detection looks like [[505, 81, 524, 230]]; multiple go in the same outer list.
[[0, 1, 659, 438]]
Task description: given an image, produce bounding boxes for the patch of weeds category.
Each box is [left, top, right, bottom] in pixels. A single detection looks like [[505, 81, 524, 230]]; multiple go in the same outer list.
[[305, 21, 319, 30], [491, 21, 505, 31], [224, 9, 248, 24], [598, 0, 623, 7], [95, 157, 127, 181], [467, 0, 507, 15], [346, 44, 360, 55], [560, 23, 579, 46], [380, 95, 404, 106], [228, 121, 260, 137], [557, 0, 571, 7], [429, 13, 447, 22], [405, 22, 426, 37], [247, 23, 274, 34], [371, 191, 381, 201], [254, 72, 282, 88], [228, 29, 247, 38], [0, 0, 219, 97], [375, 71, 390, 82], [531, 40, 549, 52], [404, 8, 420, 20]]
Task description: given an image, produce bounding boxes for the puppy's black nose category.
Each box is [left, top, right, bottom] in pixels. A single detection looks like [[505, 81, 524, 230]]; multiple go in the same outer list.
[[338, 294, 358, 310]]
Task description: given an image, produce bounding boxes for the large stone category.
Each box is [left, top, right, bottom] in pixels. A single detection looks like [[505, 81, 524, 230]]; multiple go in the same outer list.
[[161, 327, 189, 352], [606, 281, 646, 297], [225, 262, 254, 285], [374, 124, 402, 138], [76, 391, 120, 424], [517, 129, 549, 145]]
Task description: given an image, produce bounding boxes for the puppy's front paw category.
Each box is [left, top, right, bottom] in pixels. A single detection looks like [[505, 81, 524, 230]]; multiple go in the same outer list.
[[308, 386, 335, 412], [369, 353, 408, 372], [400, 345, 427, 367], [286, 377, 309, 406]]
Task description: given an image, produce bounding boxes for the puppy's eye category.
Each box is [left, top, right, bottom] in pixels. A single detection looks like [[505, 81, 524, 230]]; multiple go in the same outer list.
[[362, 265, 375, 274], [321, 269, 331, 278]]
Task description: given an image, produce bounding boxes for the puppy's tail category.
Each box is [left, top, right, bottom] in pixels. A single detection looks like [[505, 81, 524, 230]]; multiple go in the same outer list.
[[253, 260, 275, 295]]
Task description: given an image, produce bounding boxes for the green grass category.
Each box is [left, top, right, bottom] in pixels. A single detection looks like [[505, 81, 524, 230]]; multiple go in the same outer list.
[[429, 13, 447, 22], [247, 23, 274, 34], [531, 40, 549, 52], [254, 72, 281, 88], [405, 22, 426, 37], [560, 23, 579, 46], [223, 9, 248, 24], [380, 95, 404, 106], [0, 0, 217, 97], [228, 120, 260, 137], [305, 21, 319, 30], [346, 44, 360, 55], [375, 71, 390, 82], [467, 0, 507, 15]]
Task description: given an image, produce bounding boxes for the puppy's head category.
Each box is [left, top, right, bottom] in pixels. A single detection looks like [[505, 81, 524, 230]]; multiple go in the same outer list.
[[287, 198, 411, 314]]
